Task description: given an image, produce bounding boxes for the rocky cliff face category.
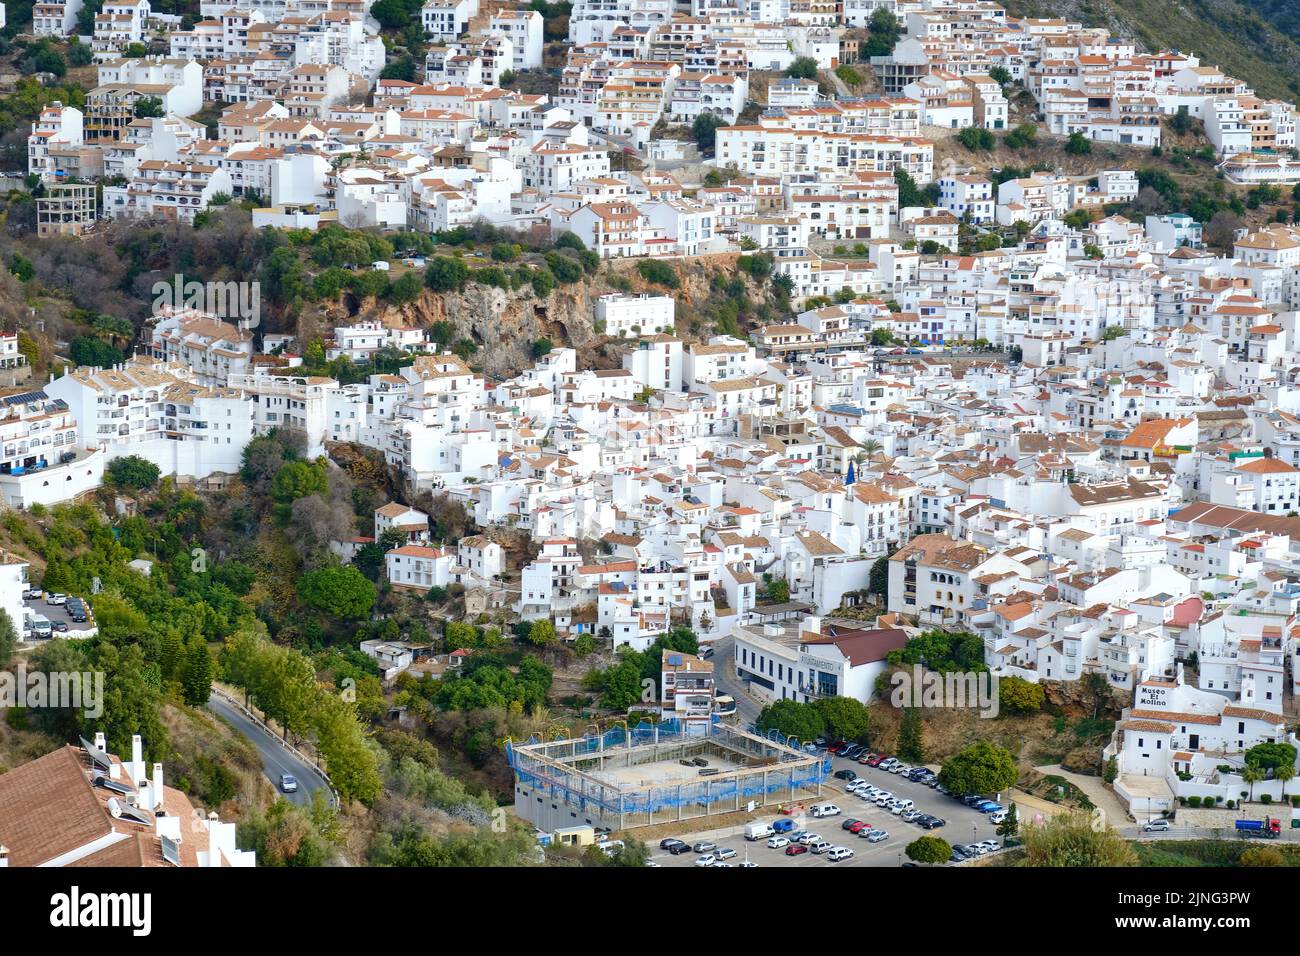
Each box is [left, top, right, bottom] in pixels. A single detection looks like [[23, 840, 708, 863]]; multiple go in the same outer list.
[[298, 254, 766, 380]]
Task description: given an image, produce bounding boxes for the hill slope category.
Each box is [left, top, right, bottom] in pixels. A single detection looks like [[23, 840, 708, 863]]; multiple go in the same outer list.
[[1002, 0, 1300, 101]]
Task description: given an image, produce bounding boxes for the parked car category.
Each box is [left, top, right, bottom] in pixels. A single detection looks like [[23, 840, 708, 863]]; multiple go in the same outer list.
[[785, 844, 809, 856], [920, 817, 947, 830], [834, 769, 857, 780], [667, 842, 692, 855], [827, 846, 855, 862], [692, 841, 717, 853], [841, 818, 861, 831], [866, 830, 890, 843], [714, 847, 737, 860], [694, 855, 717, 867], [53, 622, 68, 633], [46, 593, 66, 606], [988, 811, 1007, 825], [797, 832, 821, 845], [842, 744, 863, 759], [867, 754, 887, 767], [1142, 819, 1170, 832], [856, 752, 875, 765], [810, 803, 842, 818], [660, 838, 685, 850], [976, 840, 999, 853], [809, 840, 833, 854], [767, 836, 790, 849], [901, 810, 923, 823], [848, 820, 871, 834]]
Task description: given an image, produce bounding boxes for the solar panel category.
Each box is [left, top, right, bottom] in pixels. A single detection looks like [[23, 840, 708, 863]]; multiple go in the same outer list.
[[93, 774, 133, 796], [160, 835, 182, 867], [106, 797, 152, 827], [80, 736, 112, 770], [2, 390, 48, 407]]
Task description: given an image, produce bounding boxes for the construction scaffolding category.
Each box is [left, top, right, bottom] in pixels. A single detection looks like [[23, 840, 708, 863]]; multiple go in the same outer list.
[[507, 719, 829, 832]]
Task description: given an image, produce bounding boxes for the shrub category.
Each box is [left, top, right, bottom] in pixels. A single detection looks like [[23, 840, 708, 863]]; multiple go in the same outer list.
[[636, 260, 679, 288]]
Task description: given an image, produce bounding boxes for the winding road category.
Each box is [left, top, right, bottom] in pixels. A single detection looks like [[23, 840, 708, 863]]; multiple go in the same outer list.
[[207, 691, 333, 808]]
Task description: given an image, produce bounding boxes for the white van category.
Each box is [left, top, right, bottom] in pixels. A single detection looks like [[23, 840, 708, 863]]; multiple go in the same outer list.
[[744, 822, 775, 841], [30, 614, 51, 638], [810, 803, 842, 818], [895, 798, 915, 812]]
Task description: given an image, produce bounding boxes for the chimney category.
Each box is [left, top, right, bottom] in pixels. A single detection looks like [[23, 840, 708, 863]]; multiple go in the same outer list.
[[0, 845, 9, 867], [137, 780, 152, 812], [131, 735, 145, 786], [152, 763, 164, 812], [207, 812, 221, 868], [94, 731, 106, 751]]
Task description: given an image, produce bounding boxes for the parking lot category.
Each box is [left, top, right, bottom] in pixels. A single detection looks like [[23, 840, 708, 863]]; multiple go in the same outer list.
[[21, 591, 97, 641], [647, 750, 1012, 868]]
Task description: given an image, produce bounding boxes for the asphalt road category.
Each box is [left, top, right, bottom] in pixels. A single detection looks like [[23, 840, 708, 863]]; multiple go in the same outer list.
[[709, 634, 762, 726], [207, 692, 330, 808]]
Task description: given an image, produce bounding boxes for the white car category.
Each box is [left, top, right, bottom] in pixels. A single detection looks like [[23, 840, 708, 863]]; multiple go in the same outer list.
[[715, 847, 737, 860], [827, 846, 855, 862], [694, 855, 717, 867], [811, 803, 842, 818], [46, 593, 67, 606], [809, 840, 834, 854], [988, 811, 1007, 825], [797, 832, 821, 845], [874, 795, 893, 807], [890, 763, 910, 775], [1142, 819, 1170, 833], [888, 803, 906, 815], [738, 861, 758, 868], [767, 836, 790, 849]]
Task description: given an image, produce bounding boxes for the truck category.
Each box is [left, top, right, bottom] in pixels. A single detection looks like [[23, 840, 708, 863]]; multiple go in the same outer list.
[[744, 822, 775, 841], [1235, 818, 1281, 838]]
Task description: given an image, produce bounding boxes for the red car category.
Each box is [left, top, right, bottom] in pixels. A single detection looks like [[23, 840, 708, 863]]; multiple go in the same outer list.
[[848, 821, 871, 834], [867, 754, 888, 767], [827, 740, 848, 754], [785, 844, 809, 856]]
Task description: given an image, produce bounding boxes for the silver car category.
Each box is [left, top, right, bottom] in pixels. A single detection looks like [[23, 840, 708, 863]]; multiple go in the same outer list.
[[279, 774, 298, 793]]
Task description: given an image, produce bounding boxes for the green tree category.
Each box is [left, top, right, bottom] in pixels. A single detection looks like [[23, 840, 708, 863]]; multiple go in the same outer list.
[[1004, 123, 1038, 149], [1064, 131, 1092, 155], [312, 691, 382, 804], [996, 802, 1019, 840], [134, 96, 164, 119], [1244, 742, 1297, 772], [424, 255, 470, 292], [905, 835, 952, 864], [0, 608, 16, 664], [835, 64, 863, 86], [527, 619, 557, 647], [897, 706, 924, 762], [1275, 762, 1295, 800], [785, 56, 819, 80], [812, 696, 871, 742], [691, 113, 726, 153], [271, 459, 328, 503], [767, 577, 790, 603], [106, 455, 161, 490], [1242, 764, 1265, 802], [1103, 754, 1118, 784], [998, 675, 1045, 715], [9, 252, 34, 281], [938, 741, 1017, 796], [869, 556, 890, 599], [755, 699, 826, 742], [298, 563, 376, 620], [181, 634, 213, 706]]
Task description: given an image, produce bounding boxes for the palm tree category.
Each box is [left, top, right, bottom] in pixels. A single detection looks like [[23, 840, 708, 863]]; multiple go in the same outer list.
[[860, 439, 883, 457], [1242, 764, 1265, 802], [1275, 762, 1295, 803]]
